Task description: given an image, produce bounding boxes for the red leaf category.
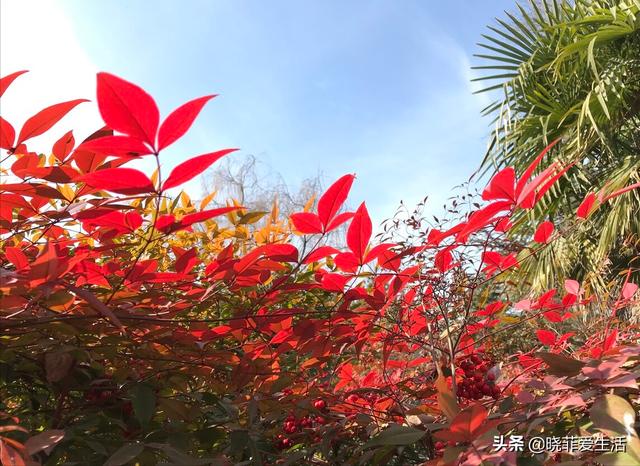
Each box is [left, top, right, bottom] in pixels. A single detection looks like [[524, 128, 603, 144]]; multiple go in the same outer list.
[[533, 220, 554, 244], [154, 214, 176, 232], [320, 273, 349, 292], [79, 135, 152, 157], [77, 168, 155, 195], [515, 138, 561, 198], [270, 328, 293, 345], [621, 282, 638, 300], [564, 279, 580, 296], [334, 252, 359, 272], [4, 247, 29, 271], [325, 211, 355, 232], [0, 70, 28, 98], [482, 167, 515, 202], [96, 72, 159, 147], [531, 163, 573, 204], [317, 174, 355, 229], [0, 116, 15, 149], [162, 149, 237, 191], [303, 246, 340, 264], [603, 330, 617, 351], [603, 182, 640, 202], [516, 163, 558, 208], [449, 403, 488, 442], [16, 99, 88, 145], [347, 202, 371, 263], [456, 201, 512, 242], [290, 212, 323, 234], [363, 243, 394, 264], [434, 247, 454, 273], [536, 329, 556, 346], [52, 131, 75, 161], [158, 95, 216, 150], [261, 243, 299, 262], [179, 206, 241, 228], [576, 192, 597, 219]]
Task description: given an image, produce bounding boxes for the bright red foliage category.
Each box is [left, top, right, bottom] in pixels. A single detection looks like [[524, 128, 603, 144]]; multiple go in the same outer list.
[[1, 71, 638, 466]]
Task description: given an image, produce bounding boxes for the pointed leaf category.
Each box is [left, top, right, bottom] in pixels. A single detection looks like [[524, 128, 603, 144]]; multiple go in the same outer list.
[[0, 116, 15, 150], [78, 168, 155, 195], [79, 135, 152, 157], [52, 131, 75, 161], [515, 138, 560, 198], [130, 384, 155, 428], [436, 373, 460, 421], [179, 206, 241, 228], [603, 182, 640, 202], [317, 174, 355, 228], [347, 202, 371, 263], [536, 329, 556, 346], [24, 430, 65, 456], [105, 444, 144, 466], [0, 70, 28, 98], [303, 246, 340, 264], [482, 167, 515, 202], [533, 220, 554, 244], [158, 95, 216, 150], [325, 211, 355, 232], [577, 192, 597, 219], [536, 352, 585, 376], [364, 425, 425, 448], [16, 99, 88, 145], [162, 149, 237, 191], [449, 403, 488, 441], [97, 72, 159, 147], [290, 212, 323, 234]]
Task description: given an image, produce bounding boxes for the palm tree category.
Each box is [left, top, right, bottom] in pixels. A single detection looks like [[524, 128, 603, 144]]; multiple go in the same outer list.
[[475, 0, 640, 292]]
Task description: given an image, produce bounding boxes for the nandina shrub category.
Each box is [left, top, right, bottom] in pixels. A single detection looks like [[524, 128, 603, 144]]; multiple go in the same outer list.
[[0, 71, 639, 466]]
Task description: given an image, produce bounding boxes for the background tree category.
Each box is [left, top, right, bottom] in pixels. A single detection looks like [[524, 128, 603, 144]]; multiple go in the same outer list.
[[201, 154, 349, 246], [475, 0, 640, 292]]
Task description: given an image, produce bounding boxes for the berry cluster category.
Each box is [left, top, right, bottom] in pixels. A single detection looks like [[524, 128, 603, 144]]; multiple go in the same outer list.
[[274, 399, 328, 450], [457, 353, 500, 400]]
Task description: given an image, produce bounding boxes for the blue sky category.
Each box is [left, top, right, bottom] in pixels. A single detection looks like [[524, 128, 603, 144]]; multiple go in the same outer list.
[[1, 0, 513, 224]]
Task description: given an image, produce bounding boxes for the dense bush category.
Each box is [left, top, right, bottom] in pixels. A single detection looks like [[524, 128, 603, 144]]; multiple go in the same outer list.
[[0, 71, 639, 466]]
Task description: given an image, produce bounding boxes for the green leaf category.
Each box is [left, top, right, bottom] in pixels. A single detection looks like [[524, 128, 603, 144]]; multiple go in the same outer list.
[[238, 211, 267, 224], [104, 443, 144, 466], [536, 352, 585, 376], [364, 424, 425, 448], [130, 384, 156, 428], [595, 452, 640, 466], [147, 443, 214, 465], [590, 394, 636, 437]]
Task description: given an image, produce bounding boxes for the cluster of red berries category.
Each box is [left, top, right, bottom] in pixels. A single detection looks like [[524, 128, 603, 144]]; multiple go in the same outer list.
[[457, 353, 500, 400], [274, 399, 329, 450]]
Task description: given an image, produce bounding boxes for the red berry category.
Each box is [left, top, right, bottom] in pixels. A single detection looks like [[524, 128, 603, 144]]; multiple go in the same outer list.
[[435, 441, 445, 450], [313, 399, 327, 410], [448, 440, 457, 447], [487, 372, 496, 381], [492, 386, 501, 396], [315, 416, 327, 425], [482, 384, 491, 395]]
